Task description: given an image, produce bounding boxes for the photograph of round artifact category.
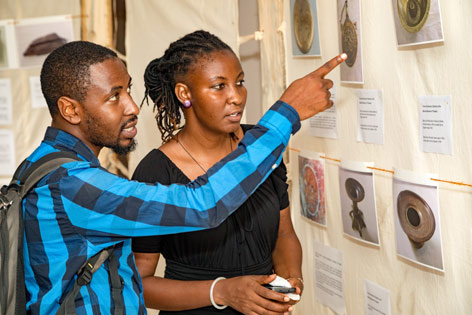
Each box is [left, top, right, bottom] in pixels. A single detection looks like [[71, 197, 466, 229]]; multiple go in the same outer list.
[[0, 20, 16, 69], [298, 151, 326, 226], [0, 26, 7, 68], [393, 169, 444, 271], [337, 0, 363, 83], [392, 0, 444, 46], [290, 0, 321, 57], [339, 161, 379, 245], [14, 15, 74, 68]]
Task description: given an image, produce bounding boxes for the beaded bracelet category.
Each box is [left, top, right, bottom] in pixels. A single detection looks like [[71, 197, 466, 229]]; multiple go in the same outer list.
[[210, 277, 228, 310]]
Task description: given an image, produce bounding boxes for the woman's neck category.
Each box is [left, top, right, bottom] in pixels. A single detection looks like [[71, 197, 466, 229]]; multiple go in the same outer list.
[[177, 125, 242, 155]]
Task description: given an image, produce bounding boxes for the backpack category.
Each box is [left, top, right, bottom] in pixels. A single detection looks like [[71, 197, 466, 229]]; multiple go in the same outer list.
[[0, 152, 124, 315]]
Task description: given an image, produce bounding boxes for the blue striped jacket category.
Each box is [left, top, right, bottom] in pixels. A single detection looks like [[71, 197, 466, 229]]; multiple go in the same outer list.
[[21, 101, 300, 314]]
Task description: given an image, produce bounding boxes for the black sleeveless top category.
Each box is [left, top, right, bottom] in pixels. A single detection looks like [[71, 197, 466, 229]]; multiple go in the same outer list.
[[132, 125, 289, 314]]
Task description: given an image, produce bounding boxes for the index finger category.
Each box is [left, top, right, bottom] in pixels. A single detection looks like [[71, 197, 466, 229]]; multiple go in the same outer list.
[[315, 53, 347, 78]]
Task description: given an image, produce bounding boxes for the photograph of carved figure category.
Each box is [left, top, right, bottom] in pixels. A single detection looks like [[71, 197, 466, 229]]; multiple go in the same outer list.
[[339, 161, 379, 245]]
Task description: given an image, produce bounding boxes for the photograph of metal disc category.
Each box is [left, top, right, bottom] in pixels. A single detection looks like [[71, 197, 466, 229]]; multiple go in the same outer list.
[[293, 0, 314, 54], [397, 190, 435, 248], [290, 0, 321, 57], [392, 0, 443, 47], [397, 0, 430, 33], [393, 169, 444, 271]]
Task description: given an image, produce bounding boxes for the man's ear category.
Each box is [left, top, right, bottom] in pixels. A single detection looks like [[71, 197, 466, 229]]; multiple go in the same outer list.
[[175, 82, 191, 104], [57, 96, 82, 125]]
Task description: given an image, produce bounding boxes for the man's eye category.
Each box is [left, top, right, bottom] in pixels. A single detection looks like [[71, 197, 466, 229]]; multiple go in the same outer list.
[[109, 94, 119, 101], [237, 80, 245, 86], [213, 83, 224, 89], [127, 84, 133, 94]]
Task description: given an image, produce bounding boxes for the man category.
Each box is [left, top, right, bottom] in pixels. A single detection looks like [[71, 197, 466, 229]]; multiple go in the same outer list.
[[22, 41, 345, 314]]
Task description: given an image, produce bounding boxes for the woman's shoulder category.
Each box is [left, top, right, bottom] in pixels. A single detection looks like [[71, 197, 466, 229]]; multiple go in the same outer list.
[[132, 149, 176, 184], [135, 149, 169, 168]]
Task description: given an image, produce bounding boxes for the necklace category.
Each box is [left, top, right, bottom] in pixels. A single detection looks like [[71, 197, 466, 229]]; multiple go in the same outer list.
[[175, 134, 233, 173]]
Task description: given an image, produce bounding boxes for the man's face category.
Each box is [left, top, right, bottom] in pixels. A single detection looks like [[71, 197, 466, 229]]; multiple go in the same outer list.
[[79, 57, 139, 155]]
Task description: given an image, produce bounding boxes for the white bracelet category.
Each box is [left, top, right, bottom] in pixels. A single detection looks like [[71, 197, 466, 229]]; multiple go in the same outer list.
[[210, 277, 228, 310], [291, 277, 304, 284]]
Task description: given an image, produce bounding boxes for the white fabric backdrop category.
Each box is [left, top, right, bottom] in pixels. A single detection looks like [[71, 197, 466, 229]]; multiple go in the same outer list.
[[283, 0, 472, 314], [126, 0, 239, 173]]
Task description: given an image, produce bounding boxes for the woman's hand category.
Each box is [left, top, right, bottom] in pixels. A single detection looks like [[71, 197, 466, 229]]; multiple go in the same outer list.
[[213, 274, 293, 315], [286, 277, 304, 305]]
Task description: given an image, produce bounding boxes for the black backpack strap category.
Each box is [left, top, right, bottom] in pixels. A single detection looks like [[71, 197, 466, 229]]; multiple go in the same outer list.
[[1, 151, 81, 315], [14, 151, 81, 311], [108, 252, 125, 314], [18, 151, 82, 194], [56, 246, 124, 315]]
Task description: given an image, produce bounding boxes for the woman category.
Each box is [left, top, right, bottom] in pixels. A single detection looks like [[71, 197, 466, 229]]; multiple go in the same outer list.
[[132, 30, 303, 314]]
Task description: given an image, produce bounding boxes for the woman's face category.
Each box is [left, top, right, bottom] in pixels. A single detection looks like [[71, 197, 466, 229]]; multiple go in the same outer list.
[[183, 49, 247, 135]]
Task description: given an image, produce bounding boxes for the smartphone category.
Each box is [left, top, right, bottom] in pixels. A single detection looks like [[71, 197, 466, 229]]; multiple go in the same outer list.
[[262, 284, 296, 293]]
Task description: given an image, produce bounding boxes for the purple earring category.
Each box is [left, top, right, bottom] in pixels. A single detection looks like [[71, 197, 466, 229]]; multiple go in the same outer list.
[[183, 100, 192, 108]]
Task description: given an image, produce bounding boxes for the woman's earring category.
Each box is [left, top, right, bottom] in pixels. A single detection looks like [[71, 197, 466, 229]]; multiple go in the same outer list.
[[183, 100, 192, 108]]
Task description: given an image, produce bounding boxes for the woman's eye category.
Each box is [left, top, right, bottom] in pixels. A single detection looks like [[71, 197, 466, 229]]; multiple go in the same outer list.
[[127, 84, 133, 94], [237, 80, 245, 86], [213, 83, 224, 89], [109, 94, 119, 101]]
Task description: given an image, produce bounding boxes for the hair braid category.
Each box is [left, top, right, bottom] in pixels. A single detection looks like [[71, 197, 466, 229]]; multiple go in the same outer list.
[[142, 30, 234, 142]]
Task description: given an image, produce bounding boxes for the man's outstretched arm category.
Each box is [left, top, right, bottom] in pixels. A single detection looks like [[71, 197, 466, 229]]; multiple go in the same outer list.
[[58, 54, 347, 238]]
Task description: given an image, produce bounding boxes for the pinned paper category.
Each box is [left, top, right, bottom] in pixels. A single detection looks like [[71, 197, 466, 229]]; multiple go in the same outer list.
[[364, 279, 391, 315], [29, 76, 48, 108], [419, 95, 452, 155], [0, 78, 13, 125], [0, 129, 15, 176], [356, 89, 384, 145], [314, 241, 345, 314]]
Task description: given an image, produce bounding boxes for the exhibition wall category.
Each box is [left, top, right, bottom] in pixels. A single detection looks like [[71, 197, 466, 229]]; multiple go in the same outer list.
[[0, 0, 81, 185], [282, 0, 472, 314]]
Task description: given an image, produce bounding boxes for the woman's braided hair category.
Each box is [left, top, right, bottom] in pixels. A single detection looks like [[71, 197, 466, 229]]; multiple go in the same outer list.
[[142, 30, 234, 142]]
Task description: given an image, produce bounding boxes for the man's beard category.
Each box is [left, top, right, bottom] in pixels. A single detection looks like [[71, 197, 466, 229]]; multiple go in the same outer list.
[[111, 138, 137, 155], [84, 112, 138, 155]]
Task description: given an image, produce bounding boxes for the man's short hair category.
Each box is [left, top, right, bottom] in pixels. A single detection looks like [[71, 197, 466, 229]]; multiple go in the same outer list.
[[40, 41, 118, 117]]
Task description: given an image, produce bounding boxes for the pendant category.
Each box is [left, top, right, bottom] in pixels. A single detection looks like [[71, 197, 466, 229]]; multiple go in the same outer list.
[[340, 1, 358, 67]]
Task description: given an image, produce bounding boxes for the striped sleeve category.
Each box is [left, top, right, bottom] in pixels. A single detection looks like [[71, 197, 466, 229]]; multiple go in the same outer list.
[[59, 101, 300, 239]]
